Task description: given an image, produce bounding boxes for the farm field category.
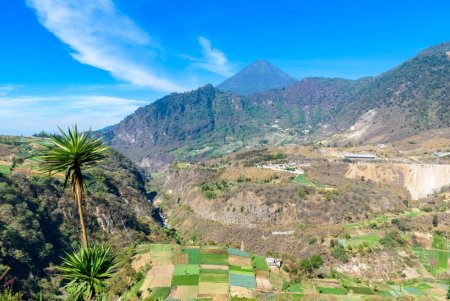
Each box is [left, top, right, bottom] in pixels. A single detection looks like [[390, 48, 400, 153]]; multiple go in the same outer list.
[[123, 244, 448, 300], [412, 234, 449, 276]]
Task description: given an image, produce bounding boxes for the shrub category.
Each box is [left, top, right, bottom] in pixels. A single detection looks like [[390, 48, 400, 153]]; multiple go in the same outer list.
[[308, 237, 317, 245], [432, 215, 438, 227], [300, 255, 323, 276], [330, 239, 337, 248], [204, 191, 217, 199], [379, 230, 406, 248], [310, 255, 324, 268], [391, 218, 409, 232], [332, 245, 348, 263]]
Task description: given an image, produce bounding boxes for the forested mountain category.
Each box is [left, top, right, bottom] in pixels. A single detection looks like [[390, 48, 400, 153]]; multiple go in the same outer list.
[[0, 137, 164, 299], [102, 42, 450, 166], [216, 60, 296, 95]]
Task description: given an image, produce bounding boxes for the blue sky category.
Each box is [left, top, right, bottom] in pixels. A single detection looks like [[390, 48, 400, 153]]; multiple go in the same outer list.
[[1, 0, 449, 135]]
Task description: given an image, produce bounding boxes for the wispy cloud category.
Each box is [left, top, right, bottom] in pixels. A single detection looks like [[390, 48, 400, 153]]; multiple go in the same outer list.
[[0, 92, 148, 135], [185, 37, 234, 76], [0, 84, 21, 96], [26, 0, 186, 92]]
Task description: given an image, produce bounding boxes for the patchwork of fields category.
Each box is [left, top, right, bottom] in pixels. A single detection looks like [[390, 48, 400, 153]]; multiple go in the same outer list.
[[130, 244, 271, 300], [125, 244, 449, 300]]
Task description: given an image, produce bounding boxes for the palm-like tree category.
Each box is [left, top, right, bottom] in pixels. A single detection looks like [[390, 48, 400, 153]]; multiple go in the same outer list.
[[60, 245, 118, 301], [37, 126, 108, 247]]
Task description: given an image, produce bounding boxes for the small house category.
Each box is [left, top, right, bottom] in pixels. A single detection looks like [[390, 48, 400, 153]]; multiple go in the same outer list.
[[266, 257, 283, 268]]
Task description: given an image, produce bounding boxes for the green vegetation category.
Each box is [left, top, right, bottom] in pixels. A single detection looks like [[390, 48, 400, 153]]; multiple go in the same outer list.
[[432, 214, 439, 227], [59, 245, 118, 301], [252, 255, 269, 271], [199, 180, 236, 199], [229, 248, 251, 258], [316, 286, 347, 295], [199, 270, 228, 283], [299, 255, 323, 276], [171, 274, 199, 286], [411, 234, 448, 276], [331, 245, 348, 262], [346, 233, 380, 248], [286, 283, 302, 293], [182, 248, 201, 264], [0, 164, 11, 174], [379, 230, 406, 248], [229, 273, 256, 289], [0, 288, 23, 301], [147, 287, 171, 300], [200, 252, 228, 265], [293, 174, 314, 186], [174, 264, 200, 275], [0, 136, 159, 299]]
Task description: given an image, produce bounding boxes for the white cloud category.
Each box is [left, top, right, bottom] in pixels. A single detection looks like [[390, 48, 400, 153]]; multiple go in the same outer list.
[[0, 94, 148, 135], [0, 84, 21, 96], [27, 0, 186, 92], [187, 37, 234, 76]]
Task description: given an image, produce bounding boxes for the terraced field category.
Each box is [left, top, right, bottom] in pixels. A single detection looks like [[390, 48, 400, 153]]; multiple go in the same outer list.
[[124, 244, 448, 300]]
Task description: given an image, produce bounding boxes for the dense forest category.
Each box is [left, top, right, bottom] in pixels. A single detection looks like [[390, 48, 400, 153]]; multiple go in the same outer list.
[[0, 138, 164, 299]]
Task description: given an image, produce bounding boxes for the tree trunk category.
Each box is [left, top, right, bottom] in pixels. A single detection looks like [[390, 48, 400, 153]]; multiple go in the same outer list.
[[73, 168, 88, 247]]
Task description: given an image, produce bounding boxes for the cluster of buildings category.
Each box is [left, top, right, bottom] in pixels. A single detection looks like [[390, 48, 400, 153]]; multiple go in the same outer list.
[[343, 153, 377, 160], [256, 161, 310, 174]]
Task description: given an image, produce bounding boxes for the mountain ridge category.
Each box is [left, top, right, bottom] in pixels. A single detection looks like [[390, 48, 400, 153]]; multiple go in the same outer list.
[[102, 42, 450, 167]]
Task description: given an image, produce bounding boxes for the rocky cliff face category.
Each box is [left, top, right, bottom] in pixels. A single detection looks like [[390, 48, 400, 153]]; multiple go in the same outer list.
[[346, 163, 450, 199]]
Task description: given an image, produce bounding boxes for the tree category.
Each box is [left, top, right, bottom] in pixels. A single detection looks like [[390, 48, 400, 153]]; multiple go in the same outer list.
[[300, 255, 324, 276], [432, 215, 438, 227], [299, 259, 313, 273], [60, 245, 118, 301], [37, 126, 108, 247], [310, 255, 324, 269]]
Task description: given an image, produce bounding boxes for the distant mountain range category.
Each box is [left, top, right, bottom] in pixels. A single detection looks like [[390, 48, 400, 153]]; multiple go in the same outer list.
[[216, 59, 296, 95], [102, 42, 450, 167]]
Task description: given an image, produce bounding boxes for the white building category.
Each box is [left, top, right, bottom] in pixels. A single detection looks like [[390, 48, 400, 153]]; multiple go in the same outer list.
[[266, 257, 283, 268]]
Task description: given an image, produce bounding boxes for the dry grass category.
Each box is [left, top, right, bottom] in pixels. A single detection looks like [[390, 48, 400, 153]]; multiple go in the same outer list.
[[198, 282, 229, 295], [131, 253, 151, 271], [173, 253, 189, 265], [201, 248, 227, 255], [255, 270, 272, 291], [220, 167, 288, 181], [150, 250, 173, 265], [200, 264, 229, 270], [412, 232, 432, 248], [140, 265, 174, 298], [228, 255, 252, 267], [230, 285, 255, 299], [170, 285, 199, 300]]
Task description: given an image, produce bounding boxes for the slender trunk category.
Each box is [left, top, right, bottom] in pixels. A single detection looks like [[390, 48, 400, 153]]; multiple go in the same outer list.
[[73, 168, 88, 247], [0, 266, 10, 282]]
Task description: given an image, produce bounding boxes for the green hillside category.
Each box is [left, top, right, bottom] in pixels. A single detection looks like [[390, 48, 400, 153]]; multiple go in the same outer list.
[[103, 42, 450, 166], [0, 136, 165, 299]]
